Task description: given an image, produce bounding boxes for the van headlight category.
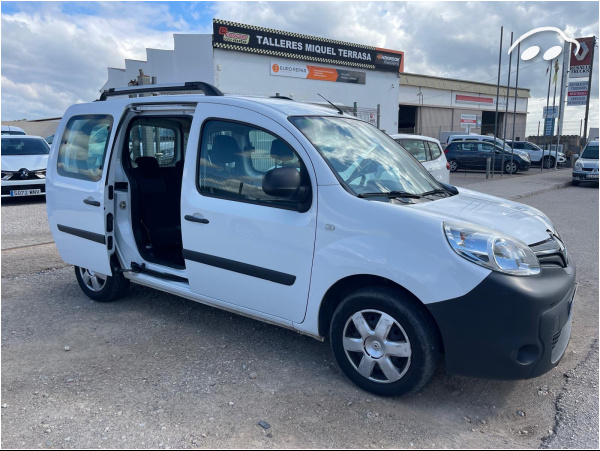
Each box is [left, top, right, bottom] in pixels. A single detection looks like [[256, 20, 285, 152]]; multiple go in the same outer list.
[[574, 161, 583, 170], [444, 222, 540, 276]]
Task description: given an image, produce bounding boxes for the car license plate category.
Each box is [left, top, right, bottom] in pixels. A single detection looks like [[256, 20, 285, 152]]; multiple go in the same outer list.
[[10, 189, 42, 197], [587, 174, 599, 179]]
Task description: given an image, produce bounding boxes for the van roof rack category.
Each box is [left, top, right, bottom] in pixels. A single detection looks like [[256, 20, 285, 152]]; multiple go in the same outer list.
[[98, 81, 224, 101]]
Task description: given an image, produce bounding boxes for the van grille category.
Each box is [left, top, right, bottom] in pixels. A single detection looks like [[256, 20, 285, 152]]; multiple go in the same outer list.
[[530, 235, 568, 268]]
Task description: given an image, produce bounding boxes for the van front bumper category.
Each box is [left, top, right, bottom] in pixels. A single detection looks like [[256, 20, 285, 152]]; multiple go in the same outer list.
[[427, 264, 576, 380]]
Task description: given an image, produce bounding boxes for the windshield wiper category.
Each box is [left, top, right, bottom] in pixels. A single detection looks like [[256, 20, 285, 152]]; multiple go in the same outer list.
[[358, 190, 422, 199], [420, 188, 449, 197]]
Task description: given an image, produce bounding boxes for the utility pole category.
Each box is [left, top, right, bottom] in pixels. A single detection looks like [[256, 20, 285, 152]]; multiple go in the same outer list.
[[542, 61, 552, 172], [510, 41, 520, 173], [582, 36, 597, 145], [492, 26, 504, 178], [542, 58, 558, 170], [501, 32, 514, 176], [556, 40, 570, 163]]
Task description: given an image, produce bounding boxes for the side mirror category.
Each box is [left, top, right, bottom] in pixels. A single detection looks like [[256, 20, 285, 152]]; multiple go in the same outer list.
[[263, 166, 302, 199]]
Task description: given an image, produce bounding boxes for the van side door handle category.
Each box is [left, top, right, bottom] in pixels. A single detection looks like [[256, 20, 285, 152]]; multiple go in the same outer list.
[[185, 214, 209, 224], [83, 198, 101, 207]]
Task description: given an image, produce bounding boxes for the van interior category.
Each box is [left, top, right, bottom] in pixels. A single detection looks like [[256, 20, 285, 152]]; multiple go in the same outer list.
[[123, 116, 192, 269]]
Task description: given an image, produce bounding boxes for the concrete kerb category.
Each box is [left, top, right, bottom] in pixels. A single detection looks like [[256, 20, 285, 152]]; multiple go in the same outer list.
[[454, 170, 573, 201]]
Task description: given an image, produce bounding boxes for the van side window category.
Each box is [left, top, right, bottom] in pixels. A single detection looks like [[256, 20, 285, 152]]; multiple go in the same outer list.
[[198, 120, 304, 209], [57, 115, 112, 182], [427, 142, 442, 159], [129, 124, 178, 168]]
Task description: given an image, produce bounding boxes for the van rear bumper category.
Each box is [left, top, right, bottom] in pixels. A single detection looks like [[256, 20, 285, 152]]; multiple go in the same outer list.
[[427, 265, 576, 380]]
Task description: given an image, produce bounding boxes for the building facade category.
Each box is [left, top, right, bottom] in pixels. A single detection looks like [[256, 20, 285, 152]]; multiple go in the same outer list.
[[101, 19, 529, 141]]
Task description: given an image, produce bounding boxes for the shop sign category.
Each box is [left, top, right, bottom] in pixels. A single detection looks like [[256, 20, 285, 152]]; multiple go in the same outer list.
[[569, 37, 594, 79], [213, 19, 404, 73], [567, 80, 589, 106], [270, 61, 366, 84]]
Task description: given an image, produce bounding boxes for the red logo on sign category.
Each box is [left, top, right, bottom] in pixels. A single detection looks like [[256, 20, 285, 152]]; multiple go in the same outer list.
[[272, 64, 280, 73], [219, 27, 228, 35]]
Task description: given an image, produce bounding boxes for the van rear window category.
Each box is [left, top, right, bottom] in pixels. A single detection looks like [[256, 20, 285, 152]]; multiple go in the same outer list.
[[57, 115, 112, 182]]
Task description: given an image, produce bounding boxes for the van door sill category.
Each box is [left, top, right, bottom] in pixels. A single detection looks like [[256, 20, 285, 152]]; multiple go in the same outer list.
[[130, 262, 188, 283]]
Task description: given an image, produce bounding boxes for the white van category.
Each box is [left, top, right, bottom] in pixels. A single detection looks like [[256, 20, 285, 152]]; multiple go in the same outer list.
[[389, 133, 449, 183], [46, 83, 575, 397]]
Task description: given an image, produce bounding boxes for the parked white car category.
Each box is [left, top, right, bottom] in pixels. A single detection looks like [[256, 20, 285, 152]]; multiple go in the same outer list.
[[1, 125, 26, 136], [572, 140, 599, 185], [507, 140, 566, 168], [46, 83, 575, 397], [389, 133, 450, 183], [1, 135, 50, 197]]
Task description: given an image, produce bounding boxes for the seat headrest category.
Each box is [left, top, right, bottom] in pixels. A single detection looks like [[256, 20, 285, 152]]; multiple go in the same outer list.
[[135, 156, 161, 178], [209, 135, 240, 166], [270, 139, 294, 162]]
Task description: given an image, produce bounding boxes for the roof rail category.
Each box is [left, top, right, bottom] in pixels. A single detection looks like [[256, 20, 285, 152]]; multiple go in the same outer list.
[[98, 81, 224, 101], [269, 95, 294, 101]]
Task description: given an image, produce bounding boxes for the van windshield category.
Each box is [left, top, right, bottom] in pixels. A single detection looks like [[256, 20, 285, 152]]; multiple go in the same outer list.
[[1, 138, 49, 155], [582, 143, 599, 159], [290, 116, 441, 197]]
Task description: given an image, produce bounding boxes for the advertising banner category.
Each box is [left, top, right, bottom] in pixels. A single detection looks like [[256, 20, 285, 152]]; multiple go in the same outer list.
[[543, 106, 559, 118], [214, 19, 404, 73], [569, 37, 594, 79], [270, 61, 366, 84], [544, 117, 555, 136], [567, 80, 589, 106]]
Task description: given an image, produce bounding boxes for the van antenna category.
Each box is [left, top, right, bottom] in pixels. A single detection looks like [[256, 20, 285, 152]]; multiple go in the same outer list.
[[318, 93, 344, 115]]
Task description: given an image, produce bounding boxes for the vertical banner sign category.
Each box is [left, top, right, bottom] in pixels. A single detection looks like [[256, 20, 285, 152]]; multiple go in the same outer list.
[[543, 106, 559, 118], [544, 117, 555, 136], [569, 37, 594, 78], [567, 80, 589, 106], [213, 19, 404, 73]]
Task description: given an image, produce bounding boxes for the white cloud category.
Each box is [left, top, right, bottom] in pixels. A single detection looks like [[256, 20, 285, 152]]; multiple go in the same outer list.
[[1, 1, 598, 135], [1, 2, 192, 120]]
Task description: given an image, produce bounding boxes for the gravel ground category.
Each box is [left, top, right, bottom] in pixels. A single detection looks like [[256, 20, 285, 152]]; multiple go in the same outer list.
[[1, 184, 597, 449]]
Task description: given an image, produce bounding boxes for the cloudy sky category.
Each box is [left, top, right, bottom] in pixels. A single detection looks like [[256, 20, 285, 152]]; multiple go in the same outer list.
[[2, 1, 598, 135]]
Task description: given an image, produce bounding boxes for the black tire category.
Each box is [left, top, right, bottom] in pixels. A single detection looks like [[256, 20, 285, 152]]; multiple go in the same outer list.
[[542, 156, 555, 169], [504, 161, 518, 174], [448, 159, 459, 172], [572, 180, 580, 186], [330, 286, 440, 397], [74, 265, 130, 302]]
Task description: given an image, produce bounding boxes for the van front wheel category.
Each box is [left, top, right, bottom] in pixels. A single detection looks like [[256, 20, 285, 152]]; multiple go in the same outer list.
[[74, 266, 130, 302], [329, 287, 440, 397]]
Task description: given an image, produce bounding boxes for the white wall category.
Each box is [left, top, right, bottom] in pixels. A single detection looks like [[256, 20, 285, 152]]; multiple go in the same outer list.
[[103, 34, 214, 91], [214, 49, 400, 133]]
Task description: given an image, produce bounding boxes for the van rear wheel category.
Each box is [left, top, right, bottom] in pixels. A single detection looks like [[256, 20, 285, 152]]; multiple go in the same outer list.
[[74, 266, 130, 302], [330, 287, 440, 397], [448, 159, 459, 172]]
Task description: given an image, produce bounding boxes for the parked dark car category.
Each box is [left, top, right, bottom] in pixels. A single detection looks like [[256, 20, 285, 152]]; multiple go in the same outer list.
[[445, 141, 531, 174]]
